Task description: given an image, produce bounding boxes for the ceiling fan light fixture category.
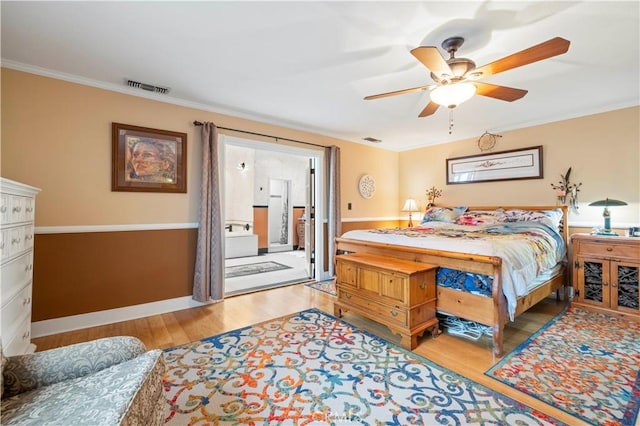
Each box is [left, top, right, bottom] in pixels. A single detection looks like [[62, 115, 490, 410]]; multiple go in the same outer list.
[[430, 83, 476, 108]]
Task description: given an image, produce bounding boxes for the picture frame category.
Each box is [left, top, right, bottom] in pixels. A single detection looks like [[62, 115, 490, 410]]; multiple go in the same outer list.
[[112, 123, 187, 193], [446, 146, 543, 185]]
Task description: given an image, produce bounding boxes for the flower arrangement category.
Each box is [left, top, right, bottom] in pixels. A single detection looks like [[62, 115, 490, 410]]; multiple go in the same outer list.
[[426, 186, 443, 207], [550, 167, 582, 213]]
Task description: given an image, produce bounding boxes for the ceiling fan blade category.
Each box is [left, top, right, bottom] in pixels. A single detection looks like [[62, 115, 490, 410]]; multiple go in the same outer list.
[[419, 101, 440, 117], [474, 82, 528, 102], [473, 37, 570, 78], [364, 85, 433, 100], [410, 46, 453, 76]]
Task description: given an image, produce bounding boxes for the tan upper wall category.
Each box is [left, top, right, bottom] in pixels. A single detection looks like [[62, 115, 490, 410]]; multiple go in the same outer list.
[[1, 68, 399, 225], [399, 106, 640, 227]]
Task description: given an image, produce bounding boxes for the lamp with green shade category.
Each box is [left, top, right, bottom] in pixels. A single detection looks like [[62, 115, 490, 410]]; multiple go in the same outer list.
[[588, 198, 627, 235]]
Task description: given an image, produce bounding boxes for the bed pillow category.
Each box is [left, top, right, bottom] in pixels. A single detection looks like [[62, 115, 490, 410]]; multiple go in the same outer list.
[[420, 206, 467, 223], [500, 208, 563, 228], [455, 209, 505, 226]]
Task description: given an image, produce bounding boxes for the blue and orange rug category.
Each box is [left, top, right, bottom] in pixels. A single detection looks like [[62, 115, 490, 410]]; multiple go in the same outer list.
[[304, 279, 336, 295], [163, 309, 562, 425], [486, 306, 640, 426]]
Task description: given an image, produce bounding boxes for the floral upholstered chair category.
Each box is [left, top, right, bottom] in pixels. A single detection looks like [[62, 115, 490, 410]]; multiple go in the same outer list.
[[1, 336, 165, 425]]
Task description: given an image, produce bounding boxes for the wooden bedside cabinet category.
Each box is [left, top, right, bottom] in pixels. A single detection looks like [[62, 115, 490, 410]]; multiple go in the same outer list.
[[334, 253, 438, 350], [571, 233, 640, 319]]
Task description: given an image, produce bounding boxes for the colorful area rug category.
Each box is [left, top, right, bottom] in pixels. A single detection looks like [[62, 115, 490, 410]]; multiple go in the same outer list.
[[486, 307, 640, 426], [163, 309, 562, 425], [304, 279, 336, 295], [225, 261, 291, 278]]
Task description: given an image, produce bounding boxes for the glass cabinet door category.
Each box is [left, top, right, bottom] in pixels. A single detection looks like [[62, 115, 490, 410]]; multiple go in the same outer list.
[[612, 261, 640, 315]]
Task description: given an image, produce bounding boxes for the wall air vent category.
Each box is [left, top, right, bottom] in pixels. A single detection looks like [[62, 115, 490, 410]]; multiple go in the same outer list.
[[363, 137, 382, 143], [126, 79, 170, 94]]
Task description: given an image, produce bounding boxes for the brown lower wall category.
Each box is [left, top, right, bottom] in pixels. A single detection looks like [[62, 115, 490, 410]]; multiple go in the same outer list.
[[33, 229, 197, 321]]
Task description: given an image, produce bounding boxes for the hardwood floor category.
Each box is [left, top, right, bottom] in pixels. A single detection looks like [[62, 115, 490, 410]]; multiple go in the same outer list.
[[32, 284, 588, 425]]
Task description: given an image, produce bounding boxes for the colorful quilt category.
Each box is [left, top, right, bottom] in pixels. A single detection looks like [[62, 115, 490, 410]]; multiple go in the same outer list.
[[341, 220, 566, 319]]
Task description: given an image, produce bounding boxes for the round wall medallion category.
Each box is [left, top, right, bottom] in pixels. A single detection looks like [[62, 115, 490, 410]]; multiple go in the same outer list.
[[477, 131, 501, 151], [358, 174, 375, 199]]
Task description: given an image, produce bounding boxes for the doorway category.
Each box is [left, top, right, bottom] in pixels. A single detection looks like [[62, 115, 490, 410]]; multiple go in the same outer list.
[[268, 178, 292, 253], [221, 135, 327, 296]]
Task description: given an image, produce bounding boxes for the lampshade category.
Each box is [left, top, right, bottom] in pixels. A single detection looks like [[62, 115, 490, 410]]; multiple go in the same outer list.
[[401, 199, 419, 212], [430, 83, 476, 108], [402, 199, 419, 228], [588, 198, 628, 207], [588, 198, 627, 234]]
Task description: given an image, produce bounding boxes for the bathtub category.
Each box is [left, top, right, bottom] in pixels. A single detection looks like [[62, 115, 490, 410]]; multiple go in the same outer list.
[[225, 231, 258, 259]]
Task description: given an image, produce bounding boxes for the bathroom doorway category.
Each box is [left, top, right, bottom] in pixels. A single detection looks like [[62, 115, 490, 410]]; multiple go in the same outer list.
[[221, 135, 328, 296]]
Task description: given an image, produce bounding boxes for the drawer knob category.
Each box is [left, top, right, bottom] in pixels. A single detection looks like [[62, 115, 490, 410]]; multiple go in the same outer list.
[[0, 206, 6, 213], [606, 247, 613, 252], [603, 281, 609, 287], [26, 207, 33, 213], [13, 207, 22, 213], [420, 283, 426, 290], [390, 310, 398, 317], [345, 294, 351, 299], [23, 297, 31, 305], [12, 237, 21, 245]]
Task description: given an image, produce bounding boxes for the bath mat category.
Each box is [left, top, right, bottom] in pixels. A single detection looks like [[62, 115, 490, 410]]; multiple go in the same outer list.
[[225, 261, 291, 278]]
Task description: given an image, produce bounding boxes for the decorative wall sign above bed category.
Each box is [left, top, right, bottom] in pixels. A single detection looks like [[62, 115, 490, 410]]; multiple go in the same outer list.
[[446, 146, 543, 185]]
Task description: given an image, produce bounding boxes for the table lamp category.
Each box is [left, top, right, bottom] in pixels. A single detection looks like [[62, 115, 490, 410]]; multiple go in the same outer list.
[[588, 198, 627, 235], [402, 199, 419, 228]]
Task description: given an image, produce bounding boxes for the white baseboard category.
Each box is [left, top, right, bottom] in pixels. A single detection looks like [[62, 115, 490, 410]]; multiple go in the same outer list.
[[31, 296, 213, 338]]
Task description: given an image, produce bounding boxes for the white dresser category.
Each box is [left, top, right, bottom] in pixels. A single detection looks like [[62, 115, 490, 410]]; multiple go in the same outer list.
[[1, 178, 40, 356]]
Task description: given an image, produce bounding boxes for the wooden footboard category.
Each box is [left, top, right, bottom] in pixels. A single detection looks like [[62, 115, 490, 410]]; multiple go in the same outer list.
[[335, 205, 568, 357]]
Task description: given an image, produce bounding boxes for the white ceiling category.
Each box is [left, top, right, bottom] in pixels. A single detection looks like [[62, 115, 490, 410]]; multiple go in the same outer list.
[[2, 1, 638, 152]]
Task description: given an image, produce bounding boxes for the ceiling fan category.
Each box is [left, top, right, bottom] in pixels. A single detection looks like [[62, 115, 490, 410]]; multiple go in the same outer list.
[[365, 36, 570, 118]]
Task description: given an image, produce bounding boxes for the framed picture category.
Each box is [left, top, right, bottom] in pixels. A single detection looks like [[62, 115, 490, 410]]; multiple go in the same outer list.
[[112, 123, 187, 193], [446, 146, 543, 185]]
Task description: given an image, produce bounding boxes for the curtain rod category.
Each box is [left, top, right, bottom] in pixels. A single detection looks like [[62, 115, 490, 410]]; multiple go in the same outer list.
[[193, 120, 327, 149]]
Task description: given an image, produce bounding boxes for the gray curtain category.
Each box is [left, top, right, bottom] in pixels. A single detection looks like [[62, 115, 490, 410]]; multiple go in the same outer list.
[[192, 122, 224, 302], [327, 145, 341, 276]]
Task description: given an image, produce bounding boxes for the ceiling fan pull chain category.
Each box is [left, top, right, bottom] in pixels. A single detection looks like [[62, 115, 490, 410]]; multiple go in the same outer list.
[[448, 109, 454, 134]]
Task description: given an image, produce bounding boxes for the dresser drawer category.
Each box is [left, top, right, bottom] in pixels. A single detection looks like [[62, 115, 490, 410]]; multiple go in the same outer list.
[[1, 252, 34, 302], [339, 289, 407, 327], [8, 194, 27, 224], [1, 284, 32, 341], [2, 315, 33, 357], [579, 242, 639, 260]]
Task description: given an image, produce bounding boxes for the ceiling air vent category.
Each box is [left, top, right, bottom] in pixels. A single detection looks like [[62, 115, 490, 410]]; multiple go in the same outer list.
[[363, 137, 382, 143], [126, 79, 170, 94]]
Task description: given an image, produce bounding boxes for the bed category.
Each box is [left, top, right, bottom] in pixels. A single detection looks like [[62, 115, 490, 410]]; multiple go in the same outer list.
[[335, 205, 569, 356]]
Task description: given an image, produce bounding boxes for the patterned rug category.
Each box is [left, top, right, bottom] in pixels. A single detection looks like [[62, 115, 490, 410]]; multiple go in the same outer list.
[[486, 307, 640, 426], [163, 309, 563, 425], [225, 261, 291, 278], [304, 279, 336, 295]]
